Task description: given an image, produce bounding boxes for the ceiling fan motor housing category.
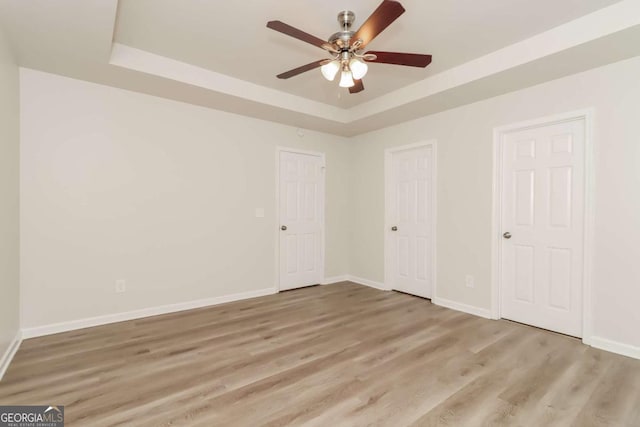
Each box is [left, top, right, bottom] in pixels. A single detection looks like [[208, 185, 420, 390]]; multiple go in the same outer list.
[[329, 11, 356, 49]]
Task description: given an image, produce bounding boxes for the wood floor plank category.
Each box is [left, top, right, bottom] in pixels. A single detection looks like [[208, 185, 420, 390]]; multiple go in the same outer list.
[[522, 347, 614, 426], [571, 356, 640, 427], [410, 332, 582, 426], [1, 282, 639, 427]]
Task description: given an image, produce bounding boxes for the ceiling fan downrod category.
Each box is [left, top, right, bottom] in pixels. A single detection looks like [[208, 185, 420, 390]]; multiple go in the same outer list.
[[330, 11, 357, 50], [338, 10, 355, 31]]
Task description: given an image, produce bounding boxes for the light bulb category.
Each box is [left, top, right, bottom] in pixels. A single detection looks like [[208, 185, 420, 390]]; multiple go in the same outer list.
[[349, 58, 368, 80], [320, 60, 340, 81], [339, 70, 355, 88]]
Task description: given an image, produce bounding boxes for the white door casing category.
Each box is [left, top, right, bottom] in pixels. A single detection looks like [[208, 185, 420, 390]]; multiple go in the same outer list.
[[498, 117, 586, 337], [385, 142, 437, 299], [277, 149, 325, 291]]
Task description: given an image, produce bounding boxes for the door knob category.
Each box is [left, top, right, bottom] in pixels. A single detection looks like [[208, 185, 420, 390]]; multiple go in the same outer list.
[[281, 225, 287, 231], [391, 226, 398, 231], [503, 232, 512, 239]]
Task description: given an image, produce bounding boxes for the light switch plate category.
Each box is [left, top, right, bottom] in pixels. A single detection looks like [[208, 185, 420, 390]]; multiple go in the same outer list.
[[255, 208, 265, 218]]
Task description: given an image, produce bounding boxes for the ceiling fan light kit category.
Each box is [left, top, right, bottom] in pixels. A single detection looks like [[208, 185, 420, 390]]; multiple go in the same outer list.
[[326, 51, 368, 88], [267, 0, 432, 94], [320, 60, 340, 81], [339, 67, 356, 88], [349, 58, 368, 80]]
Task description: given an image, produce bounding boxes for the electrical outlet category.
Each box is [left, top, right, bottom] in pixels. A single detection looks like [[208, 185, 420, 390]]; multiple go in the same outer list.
[[115, 279, 126, 293], [465, 275, 475, 289]]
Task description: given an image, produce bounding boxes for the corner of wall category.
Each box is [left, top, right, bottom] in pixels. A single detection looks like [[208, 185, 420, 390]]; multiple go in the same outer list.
[[0, 23, 22, 381], [0, 331, 22, 381]]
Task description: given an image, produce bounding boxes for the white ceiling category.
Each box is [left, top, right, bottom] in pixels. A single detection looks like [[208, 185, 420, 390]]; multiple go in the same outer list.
[[0, 0, 639, 136], [114, 0, 623, 108]]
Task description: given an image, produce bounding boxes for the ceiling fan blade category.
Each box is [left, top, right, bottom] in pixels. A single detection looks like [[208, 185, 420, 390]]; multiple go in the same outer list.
[[352, 1, 405, 49], [277, 60, 326, 79], [349, 79, 365, 94], [364, 51, 432, 68], [267, 21, 327, 49]]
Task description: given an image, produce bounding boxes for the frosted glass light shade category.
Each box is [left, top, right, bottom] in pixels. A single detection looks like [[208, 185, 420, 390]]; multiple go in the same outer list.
[[320, 60, 340, 81], [349, 58, 368, 80], [339, 70, 355, 88]]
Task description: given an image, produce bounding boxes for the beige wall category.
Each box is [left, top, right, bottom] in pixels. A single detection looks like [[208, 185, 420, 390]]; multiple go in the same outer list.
[[350, 56, 640, 349], [18, 57, 640, 352], [0, 28, 20, 359], [20, 69, 350, 328]]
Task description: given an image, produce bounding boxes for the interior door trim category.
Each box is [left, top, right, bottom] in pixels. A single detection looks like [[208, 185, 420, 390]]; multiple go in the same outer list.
[[384, 140, 438, 296], [491, 109, 595, 345], [274, 146, 326, 292]]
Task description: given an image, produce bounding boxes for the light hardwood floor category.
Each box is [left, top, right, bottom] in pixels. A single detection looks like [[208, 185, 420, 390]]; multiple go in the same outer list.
[[1, 282, 639, 426]]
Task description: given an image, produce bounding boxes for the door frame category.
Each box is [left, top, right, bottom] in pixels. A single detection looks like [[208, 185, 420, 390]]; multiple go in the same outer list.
[[491, 109, 595, 344], [384, 140, 438, 297], [274, 146, 326, 292]]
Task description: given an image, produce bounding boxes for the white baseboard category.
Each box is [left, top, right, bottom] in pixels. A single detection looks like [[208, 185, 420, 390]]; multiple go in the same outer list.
[[22, 287, 277, 339], [590, 336, 640, 360], [347, 275, 389, 291], [433, 297, 493, 319], [16, 281, 640, 365], [321, 275, 349, 285], [0, 330, 22, 381]]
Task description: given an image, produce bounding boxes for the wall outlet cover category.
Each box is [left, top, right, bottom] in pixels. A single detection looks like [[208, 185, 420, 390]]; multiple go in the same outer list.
[[465, 275, 475, 288]]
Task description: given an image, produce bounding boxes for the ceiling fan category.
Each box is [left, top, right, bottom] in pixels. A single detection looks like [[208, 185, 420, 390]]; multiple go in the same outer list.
[[266, 0, 432, 94]]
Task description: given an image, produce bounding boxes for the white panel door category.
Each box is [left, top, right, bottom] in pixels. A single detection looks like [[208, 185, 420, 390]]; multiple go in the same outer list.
[[501, 119, 585, 337], [388, 145, 435, 299], [279, 151, 324, 291]]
